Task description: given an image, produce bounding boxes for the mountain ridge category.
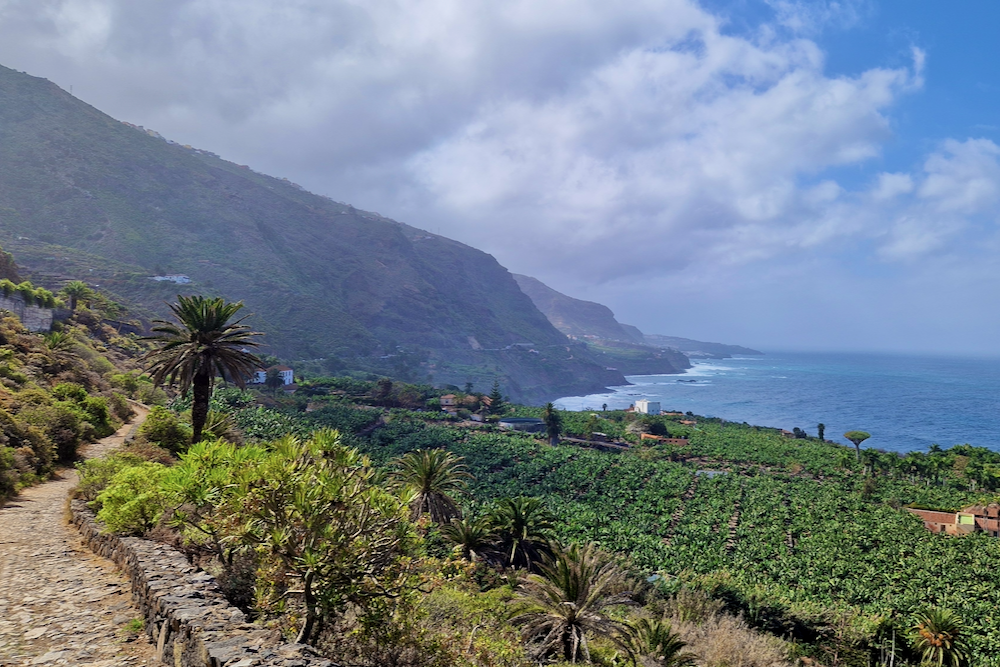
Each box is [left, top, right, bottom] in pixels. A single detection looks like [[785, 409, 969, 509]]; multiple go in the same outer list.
[[513, 273, 762, 365], [0, 64, 624, 403]]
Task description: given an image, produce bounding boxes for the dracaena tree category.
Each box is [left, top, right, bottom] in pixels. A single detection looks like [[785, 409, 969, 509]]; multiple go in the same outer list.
[[143, 295, 262, 444], [844, 430, 871, 462]]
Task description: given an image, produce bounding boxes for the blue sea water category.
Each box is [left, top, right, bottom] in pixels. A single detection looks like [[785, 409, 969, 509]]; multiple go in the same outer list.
[[554, 351, 1000, 454]]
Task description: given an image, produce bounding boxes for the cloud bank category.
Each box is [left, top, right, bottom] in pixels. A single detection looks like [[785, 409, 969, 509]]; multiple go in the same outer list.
[[2, 0, 1000, 352]]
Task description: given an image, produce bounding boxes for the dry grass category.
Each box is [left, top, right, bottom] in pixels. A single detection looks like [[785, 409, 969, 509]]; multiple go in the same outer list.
[[655, 589, 795, 667], [671, 613, 793, 667]]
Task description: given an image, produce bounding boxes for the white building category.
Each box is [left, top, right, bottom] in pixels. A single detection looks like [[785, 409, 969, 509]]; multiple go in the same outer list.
[[634, 399, 661, 415], [149, 274, 192, 284], [249, 366, 294, 385]]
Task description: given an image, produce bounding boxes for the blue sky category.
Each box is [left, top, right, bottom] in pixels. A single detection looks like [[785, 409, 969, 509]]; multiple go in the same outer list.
[[1, 0, 1000, 355]]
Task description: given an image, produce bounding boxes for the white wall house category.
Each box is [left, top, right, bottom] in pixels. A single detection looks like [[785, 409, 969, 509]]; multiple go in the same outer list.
[[248, 366, 294, 385], [634, 399, 661, 415]]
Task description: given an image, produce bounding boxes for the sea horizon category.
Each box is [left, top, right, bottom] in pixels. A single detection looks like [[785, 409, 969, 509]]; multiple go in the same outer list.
[[555, 349, 1000, 455]]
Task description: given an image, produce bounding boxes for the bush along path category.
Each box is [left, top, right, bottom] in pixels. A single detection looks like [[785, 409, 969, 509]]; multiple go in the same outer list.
[[0, 405, 156, 666]]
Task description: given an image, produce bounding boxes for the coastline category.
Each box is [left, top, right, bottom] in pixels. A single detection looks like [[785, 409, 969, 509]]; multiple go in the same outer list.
[[555, 351, 1000, 455]]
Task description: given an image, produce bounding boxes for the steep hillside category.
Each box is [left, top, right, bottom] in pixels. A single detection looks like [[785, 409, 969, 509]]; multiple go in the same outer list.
[[515, 273, 761, 364], [513, 274, 690, 374], [513, 274, 642, 343], [0, 65, 623, 402]]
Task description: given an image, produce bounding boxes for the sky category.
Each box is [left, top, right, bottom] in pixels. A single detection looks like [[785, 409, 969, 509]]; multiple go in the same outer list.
[[1, 0, 1000, 355]]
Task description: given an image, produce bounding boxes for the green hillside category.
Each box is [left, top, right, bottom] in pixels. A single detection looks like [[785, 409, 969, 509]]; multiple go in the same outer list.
[[0, 64, 624, 402]]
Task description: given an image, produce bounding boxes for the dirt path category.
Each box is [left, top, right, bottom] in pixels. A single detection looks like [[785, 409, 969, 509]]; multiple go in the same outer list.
[[0, 405, 157, 666]]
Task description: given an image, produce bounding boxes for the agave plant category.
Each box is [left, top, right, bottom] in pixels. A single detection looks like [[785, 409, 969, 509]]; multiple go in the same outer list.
[[510, 542, 635, 664]]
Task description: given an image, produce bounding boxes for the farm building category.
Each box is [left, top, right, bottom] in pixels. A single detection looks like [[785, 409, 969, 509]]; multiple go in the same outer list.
[[908, 503, 1000, 537], [634, 399, 661, 415], [498, 417, 546, 433]]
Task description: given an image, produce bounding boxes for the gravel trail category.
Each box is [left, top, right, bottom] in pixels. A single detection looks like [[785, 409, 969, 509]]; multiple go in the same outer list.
[[0, 406, 158, 666]]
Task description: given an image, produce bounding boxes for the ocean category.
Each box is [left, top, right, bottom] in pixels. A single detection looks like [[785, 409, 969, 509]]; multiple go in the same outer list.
[[554, 351, 1000, 454]]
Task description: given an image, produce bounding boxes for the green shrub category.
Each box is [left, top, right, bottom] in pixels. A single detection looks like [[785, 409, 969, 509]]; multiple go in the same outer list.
[[95, 462, 167, 533], [110, 373, 141, 396], [81, 396, 116, 438], [22, 403, 89, 462], [107, 392, 135, 422], [0, 408, 54, 468], [0, 279, 14, 298], [16, 282, 34, 305], [138, 406, 192, 453], [77, 452, 146, 502], [0, 446, 16, 497], [136, 383, 169, 406], [53, 382, 88, 402]]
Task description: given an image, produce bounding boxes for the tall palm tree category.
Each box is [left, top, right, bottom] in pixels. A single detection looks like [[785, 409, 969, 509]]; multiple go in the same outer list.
[[510, 542, 635, 664], [60, 280, 92, 311], [489, 496, 556, 570], [910, 606, 970, 667], [632, 617, 696, 667], [143, 295, 262, 444], [391, 449, 471, 523]]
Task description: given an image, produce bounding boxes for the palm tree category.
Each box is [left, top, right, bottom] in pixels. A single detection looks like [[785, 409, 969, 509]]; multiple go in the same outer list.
[[910, 606, 970, 667], [632, 617, 696, 667], [43, 330, 76, 353], [510, 542, 635, 664], [543, 402, 562, 446], [143, 295, 262, 444], [441, 515, 497, 562], [391, 449, 471, 523], [264, 367, 284, 395], [489, 496, 556, 570], [60, 280, 92, 310]]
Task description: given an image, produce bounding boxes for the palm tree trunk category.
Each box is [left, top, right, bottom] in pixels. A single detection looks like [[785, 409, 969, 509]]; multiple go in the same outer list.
[[192, 371, 211, 444]]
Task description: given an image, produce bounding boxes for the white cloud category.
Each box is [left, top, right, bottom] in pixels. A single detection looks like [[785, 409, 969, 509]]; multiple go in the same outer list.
[[2, 0, 1000, 352]]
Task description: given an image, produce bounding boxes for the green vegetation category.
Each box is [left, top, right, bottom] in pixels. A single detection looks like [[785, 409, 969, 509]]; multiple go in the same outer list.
[[0, 308, 139, 500], [510, 542, 635, 663], [0, 277, 62, 308], [392, 449, 471, 524], [80, 372, 1000, 666]]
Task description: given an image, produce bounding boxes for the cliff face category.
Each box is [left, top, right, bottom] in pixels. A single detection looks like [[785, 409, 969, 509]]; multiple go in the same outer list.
[[513, 274, 691, 376], [0, 64, 623, 403], [512, 274, 643, 343]]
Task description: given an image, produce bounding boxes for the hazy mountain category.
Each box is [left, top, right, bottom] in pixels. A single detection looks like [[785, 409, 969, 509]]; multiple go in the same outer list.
[[513, 274, 692, 375], [0, 64, 625, 402], [643, 334, 763, 359], [512, 274, 643, 343]]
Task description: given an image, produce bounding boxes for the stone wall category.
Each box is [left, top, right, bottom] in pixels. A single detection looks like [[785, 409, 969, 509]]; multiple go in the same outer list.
[[0, 294, 54, 331], [71, 500, 334, 667]]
